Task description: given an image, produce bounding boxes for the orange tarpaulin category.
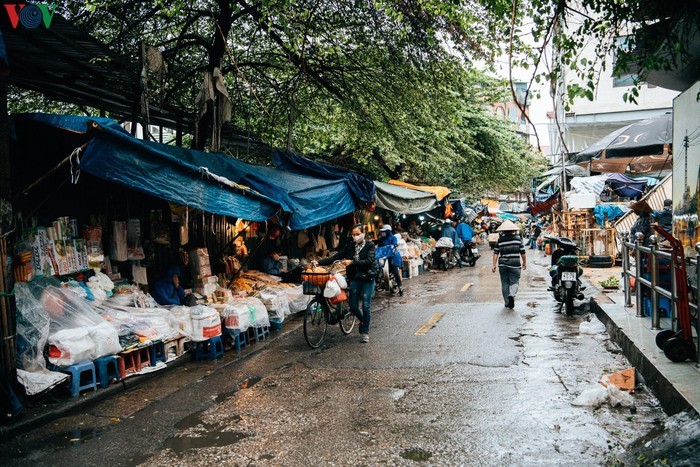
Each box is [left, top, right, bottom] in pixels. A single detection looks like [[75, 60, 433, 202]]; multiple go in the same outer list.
[[387, 180, 451, 201]]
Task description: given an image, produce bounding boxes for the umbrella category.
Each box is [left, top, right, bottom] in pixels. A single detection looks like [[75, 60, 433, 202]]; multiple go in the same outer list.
[[573, 113, 673, 173]]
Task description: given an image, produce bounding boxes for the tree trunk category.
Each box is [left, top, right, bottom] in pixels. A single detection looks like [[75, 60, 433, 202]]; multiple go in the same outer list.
[[195, 0, 232, 151]]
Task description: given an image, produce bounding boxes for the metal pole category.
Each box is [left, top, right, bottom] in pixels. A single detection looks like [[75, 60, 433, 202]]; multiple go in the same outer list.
[[635, 235, 644, 317], [622, 233, 633, 308], [649, 236, 661, 330], [695, 243, 700, 364], [670, 246, 678, 332]]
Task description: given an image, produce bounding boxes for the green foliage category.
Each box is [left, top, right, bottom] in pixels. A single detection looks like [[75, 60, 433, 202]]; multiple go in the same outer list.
[[15, 0, 543, 195]]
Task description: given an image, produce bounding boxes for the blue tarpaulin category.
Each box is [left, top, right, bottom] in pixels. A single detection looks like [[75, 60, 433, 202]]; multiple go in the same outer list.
[[606, 173, 649, 198], [17, 114, 281, 222], [272, 150, 376, 203], [19, 114, 358, 229]]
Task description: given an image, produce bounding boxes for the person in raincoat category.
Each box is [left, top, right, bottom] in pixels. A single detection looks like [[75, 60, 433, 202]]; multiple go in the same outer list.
[[151, 265, 185, 306], [377, 224, 404, 296], [492, 220, 527, 309]]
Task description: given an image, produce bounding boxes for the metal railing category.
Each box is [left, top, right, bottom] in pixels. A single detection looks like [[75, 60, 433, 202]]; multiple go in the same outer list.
[[620, 232, 700, 364]]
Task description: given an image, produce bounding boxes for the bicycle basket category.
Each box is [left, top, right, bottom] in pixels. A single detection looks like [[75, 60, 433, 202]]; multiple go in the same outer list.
[[302, 281, 324, 295]]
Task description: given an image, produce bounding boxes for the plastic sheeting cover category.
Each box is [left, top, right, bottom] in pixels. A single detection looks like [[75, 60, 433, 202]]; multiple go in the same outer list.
[[272, 150, 376, 203], [374, 181, 439, 214]]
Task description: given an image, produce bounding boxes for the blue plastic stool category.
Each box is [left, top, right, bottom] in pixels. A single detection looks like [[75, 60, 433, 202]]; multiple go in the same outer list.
[[94, 356, 121, 388], [254, 326, 270, 341], [63, 361, 97, 397], [225, 329, 247, 350], [193, 336, 224, 361], [148, 341, 167, 365]]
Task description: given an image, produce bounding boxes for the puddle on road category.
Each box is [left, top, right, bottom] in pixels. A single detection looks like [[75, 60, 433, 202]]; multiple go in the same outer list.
[[164, 430, 250, 454], [400, 448, 433, 462], [214, 375, 262, 403], [0, 427, 104, 462]]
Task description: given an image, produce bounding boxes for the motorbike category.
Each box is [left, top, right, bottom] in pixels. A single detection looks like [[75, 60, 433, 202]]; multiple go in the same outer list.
[[547, 237, 586, 315], [459, 240, 480, 267], [433, 237, 458, 271], [375, 244, 401, 295]]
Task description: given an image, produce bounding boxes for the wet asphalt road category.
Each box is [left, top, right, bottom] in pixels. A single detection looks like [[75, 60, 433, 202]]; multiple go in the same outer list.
[[1, 248, 670, 466]]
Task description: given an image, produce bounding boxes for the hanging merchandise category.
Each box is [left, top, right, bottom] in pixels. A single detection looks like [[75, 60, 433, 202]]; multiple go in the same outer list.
[[127, 219, 145, 260], [331, 223, 340, 250], [316, 227, 328, 252], [150, 209, 170, 245], [132, 262, 148, 285], [111, 221, 128, 262], [180, 206, 189, 246], [297, 229, 311, 249]]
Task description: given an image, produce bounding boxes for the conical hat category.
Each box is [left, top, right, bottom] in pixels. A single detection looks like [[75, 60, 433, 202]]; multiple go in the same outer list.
[[630, 200, 653, 214], [496, 220, 519, 232]]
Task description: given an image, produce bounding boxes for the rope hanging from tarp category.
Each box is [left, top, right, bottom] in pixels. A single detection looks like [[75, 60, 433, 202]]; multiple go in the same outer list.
[[69, 146, 82, 185]]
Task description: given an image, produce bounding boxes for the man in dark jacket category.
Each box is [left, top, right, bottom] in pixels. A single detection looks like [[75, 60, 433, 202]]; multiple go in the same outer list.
[[653, 199, 673, 233], [492, 220, 527, 309], [319, 224, 377, 343]]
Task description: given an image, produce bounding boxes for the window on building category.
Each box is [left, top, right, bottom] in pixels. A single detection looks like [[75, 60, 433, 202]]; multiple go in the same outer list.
[[612, 36, 639, 88]]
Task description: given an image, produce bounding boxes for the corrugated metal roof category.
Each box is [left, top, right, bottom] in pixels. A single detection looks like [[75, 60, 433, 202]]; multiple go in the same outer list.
[[1, 14, 192, 130]]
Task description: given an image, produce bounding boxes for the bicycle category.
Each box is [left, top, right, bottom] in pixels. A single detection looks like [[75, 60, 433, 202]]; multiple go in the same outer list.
[[302, 262, 356, 348]]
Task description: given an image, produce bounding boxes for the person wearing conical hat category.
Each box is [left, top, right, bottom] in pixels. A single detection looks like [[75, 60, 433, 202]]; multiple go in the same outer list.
[[492, 220, 527, 309], [630, 200, 654, 246]]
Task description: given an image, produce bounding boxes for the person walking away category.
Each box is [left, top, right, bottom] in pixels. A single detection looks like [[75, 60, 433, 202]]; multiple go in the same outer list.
[[653, 199, 673, 234], [492, 220, 526, 309], [319, 224, 378, 343], [629, 200, 654, 246], [377, 224, 404, 296]]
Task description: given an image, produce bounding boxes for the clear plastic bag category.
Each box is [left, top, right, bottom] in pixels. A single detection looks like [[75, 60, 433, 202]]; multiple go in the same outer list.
[[285, 285, 309, 314], [230, 297, 269, 328], [15, 279, 58, 371], [98, 303, 183, 347], [259, 287, 291, 319], [221, 302, 252, 332]]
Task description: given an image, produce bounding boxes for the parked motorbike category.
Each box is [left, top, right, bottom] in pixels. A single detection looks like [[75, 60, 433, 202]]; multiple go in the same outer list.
[[547, 237, 586, 315], [433, 237, 458, 271], [459, 240, 480, 267]]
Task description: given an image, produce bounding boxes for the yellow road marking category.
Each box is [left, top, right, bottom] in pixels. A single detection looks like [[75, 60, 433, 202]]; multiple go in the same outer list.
[[460, 282, 473, 292], [415, 313, 445, 336]]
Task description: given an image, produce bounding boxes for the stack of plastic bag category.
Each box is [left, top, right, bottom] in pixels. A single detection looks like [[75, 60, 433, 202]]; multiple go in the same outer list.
[[259, 287, 291, 321], [98, 304, 182, 348]]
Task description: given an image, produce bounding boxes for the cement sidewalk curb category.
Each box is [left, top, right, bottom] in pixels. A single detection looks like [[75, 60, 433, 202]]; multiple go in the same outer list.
[[0, 318, 303, 441], [591, 295, 700, 416]]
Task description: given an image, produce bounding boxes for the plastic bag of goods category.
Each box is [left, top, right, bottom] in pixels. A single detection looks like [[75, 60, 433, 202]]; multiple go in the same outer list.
[[37, 285, 121, 364], [169, 306, 194, 338], [89, 321, 123, 359], [221, 302, 252, 332], [285, 285, 308, 313], [259, 287, 291, 319], [435, 237, 454, 249], [188, 305, 222, 341], [333, 273, 347, 290], [323, 278, 342, 298], [231, 297, 270, 328], [15, 279, 58, 372], [48, 327, 95, 366]]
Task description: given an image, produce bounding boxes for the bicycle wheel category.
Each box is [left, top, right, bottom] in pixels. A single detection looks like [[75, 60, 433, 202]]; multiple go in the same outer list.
[[304, 298, 328, 348], [337, 301, 356, 335]]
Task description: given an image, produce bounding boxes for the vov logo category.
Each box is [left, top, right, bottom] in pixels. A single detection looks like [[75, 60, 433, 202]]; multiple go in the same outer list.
[[4, 3, 56, 29]]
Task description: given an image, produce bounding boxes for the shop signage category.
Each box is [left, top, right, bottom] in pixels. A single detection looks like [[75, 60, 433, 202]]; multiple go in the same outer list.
[[4, 3, 56, 29]]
